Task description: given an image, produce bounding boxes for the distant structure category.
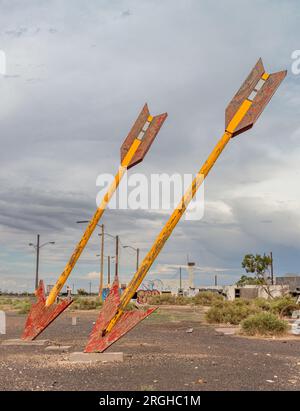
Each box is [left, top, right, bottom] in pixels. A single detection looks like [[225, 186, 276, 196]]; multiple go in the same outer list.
[[187, 262, 195, 289], [276, 275, 300, 293]]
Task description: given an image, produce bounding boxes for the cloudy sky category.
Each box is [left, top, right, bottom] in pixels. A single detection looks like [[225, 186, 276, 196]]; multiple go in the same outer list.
[[0, 0, 299, 292]]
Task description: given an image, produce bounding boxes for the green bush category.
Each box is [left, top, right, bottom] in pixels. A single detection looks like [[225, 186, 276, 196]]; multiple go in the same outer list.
[[8, 299, 32, 314], [241, 312, 288, 336], [147, 293, 190, 305], [192, 291, 223, 306], [206, 300, 260, 325], [72, 297, 102, 310], [252, 297, 272, 311], [269, 296, 299, 316]]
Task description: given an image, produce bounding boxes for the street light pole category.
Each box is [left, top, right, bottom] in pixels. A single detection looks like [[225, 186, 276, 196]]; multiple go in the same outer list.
[[99, 224, 104, 300], [29, 235, 55, 291], [35, 234, 40, 290], [123, 245, 139, 271], [115, 235, 119, 280], [108, 256, 111, 285], [77, 221, 105, 301]]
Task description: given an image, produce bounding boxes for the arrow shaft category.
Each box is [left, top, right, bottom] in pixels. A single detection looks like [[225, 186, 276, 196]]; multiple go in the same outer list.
[[45, 138, 142, 307]]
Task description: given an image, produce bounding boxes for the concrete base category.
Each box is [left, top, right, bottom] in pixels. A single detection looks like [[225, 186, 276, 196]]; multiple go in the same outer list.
[[215, 327, 238, 335], [1, 338, 49, 346], [45, 345, 71, 352], [69, 351, 124, 363]]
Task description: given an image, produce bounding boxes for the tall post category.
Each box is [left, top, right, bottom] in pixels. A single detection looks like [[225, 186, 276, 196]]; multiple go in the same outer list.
[[99, 224, 104, 300], [89, 281, 92, 295], [179, 267, 182, 290], [115, 235, 119, 280], [136, 248, 140, 271], [108, 256, 111, 285], [35, 234, 40, 291], [215, 275, 218, 286], [270, 251, 274, 285]]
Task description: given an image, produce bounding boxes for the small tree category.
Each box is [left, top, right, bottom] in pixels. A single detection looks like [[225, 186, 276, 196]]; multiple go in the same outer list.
[[236, 275, 264, 286], [242, 254, 271, 282], [241, 253, 273, 297]]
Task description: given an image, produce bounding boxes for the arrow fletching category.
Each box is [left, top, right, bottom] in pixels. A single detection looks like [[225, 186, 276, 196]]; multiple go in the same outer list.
[[121, 103, 167, 169], [225, 58, 287, 137]]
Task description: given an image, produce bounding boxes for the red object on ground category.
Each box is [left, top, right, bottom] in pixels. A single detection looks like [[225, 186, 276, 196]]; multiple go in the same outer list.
[[22, 280, 73, 341], [85, 278, 157, 353]]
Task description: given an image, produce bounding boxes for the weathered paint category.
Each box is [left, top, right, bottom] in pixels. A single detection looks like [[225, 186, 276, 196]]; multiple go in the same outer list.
[[225, 58, 287, 137], [84, 279, 157, 353], [22, 280, 73, 341]]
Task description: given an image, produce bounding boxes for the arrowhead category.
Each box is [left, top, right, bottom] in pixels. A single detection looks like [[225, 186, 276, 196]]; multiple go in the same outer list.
[[22, 280, 73, 341]]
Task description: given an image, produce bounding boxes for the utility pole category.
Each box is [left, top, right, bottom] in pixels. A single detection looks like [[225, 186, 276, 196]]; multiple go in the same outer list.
[[136, 248, 140, 271], [107, 256, 111, 285], [89, 281, 92, 295], [179, 267, 182, 289], [123, 245, 140, 271], [99, 224, 104, 300], [35, 234, 40, 290], [215, 275, 218, 286], [29, 235, 55, 291], [270, 251, 274, 285], [115, 235, 119, 280]]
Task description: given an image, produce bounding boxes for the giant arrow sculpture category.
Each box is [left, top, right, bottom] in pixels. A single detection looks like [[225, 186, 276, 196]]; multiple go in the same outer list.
[[84, 58, 286, 353]]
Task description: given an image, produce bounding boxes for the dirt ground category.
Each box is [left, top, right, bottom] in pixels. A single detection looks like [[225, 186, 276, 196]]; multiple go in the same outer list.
[[0, 306, 300, 391]]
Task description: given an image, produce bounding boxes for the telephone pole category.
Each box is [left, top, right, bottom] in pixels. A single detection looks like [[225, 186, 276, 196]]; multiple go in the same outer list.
[[270, 251, 274, 285], [115, 235, 119, 280], [29, 234, 55, 291]]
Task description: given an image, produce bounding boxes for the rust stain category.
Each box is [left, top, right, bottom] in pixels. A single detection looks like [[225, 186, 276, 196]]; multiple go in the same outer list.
[[22, 280, 73, 341], [121, 104, 168, 169], [84, 278, 156, 353], [225, 58, 286, 137]]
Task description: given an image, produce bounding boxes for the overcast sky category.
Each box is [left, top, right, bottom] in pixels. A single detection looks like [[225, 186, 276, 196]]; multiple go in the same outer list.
[[0, 0, 299, 292]]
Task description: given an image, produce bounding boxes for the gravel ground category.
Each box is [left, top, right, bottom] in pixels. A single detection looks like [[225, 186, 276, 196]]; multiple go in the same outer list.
[[0, 306, 300, 391]]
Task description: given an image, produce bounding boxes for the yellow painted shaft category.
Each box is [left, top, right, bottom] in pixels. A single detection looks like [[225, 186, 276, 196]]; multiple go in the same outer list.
[[45, 138, 142, 307], [105, 99, 253, 334]]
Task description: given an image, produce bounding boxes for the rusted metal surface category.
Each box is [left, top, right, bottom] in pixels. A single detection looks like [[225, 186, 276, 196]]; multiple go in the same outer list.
[[84, 278, 157, 353], [22, 280, 73, 341], [225, 58, 287, 136], [121, 104, 167, 169]]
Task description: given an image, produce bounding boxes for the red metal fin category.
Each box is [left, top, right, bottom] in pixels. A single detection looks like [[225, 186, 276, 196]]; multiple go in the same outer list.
[[85, 278, 121, 350], [121, 104, 168, 169], [21, 280, 73, 341], [225, 58, 286, 137], [85, 306, 157, 353], [232, 70, 287, 137]]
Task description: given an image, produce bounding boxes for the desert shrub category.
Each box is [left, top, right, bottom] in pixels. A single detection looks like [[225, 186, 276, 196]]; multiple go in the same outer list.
[[147, 294, 190, 305], [252, 297, 272, 311], [206, 299, 260, 325], [241, 312, 288, 336], [9, 299, 32, 314], [72, 297, 102, 310], [269, 296, 299, 316], [0, 298, 13, 305], [192, 291, 223, 306]]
